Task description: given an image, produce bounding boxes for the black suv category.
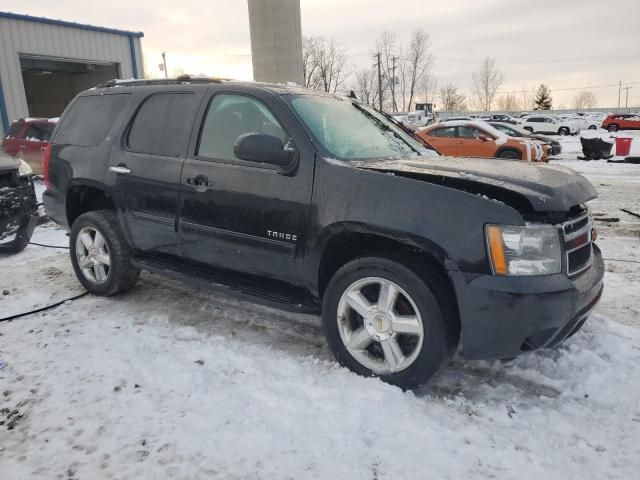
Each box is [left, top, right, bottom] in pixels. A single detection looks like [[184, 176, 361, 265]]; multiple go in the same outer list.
[[43, 78, 604, 389]]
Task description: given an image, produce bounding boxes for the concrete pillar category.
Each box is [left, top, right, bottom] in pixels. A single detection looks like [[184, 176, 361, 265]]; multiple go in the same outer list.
[[247, 0, 304, 85]]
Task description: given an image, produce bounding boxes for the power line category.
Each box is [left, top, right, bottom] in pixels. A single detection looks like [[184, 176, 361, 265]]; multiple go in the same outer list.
[[497, 82, 638, 95]]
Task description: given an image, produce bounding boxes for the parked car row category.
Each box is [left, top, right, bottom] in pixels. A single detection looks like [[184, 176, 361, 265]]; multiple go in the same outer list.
[[417, 121, 549, 161]]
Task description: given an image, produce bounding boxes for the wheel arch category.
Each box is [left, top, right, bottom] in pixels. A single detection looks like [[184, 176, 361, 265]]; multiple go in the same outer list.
[[495, 146, 522, 159], [313, 223, 460, 333], [66, 180, 116, 228]]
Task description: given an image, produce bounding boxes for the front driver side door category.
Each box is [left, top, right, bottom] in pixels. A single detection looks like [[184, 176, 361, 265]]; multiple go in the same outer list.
[[456, 126, 496, 157], [179, 91, 313, 284]]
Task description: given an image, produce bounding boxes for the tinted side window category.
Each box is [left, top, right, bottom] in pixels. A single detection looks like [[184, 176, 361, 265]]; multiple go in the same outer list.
[[55, 94, 131, 147], [431, 127, 456, 137], [528, 117, 542, 123], [127, 93, 197, 157], [459, 126, 482, 139], [198, 94, 286, 161]]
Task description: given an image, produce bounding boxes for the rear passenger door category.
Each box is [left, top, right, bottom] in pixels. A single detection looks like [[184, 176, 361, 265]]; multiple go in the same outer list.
[[178, 90, 313, 283], [424, 126, 458, 156], [108, 91, 201, 257]]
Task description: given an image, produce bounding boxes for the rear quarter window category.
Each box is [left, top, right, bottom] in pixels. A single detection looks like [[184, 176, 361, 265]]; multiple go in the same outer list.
[[54, 93, 131, 147], [127, 92, 197, 157]]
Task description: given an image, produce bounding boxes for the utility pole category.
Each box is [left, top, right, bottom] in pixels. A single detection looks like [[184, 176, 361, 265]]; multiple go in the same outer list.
[[623, 86, 632, 109], [161, 52, 168, 79], [390, 55, 400, 112], [374, 52, 383, 111], [618, 80, 622, 108]]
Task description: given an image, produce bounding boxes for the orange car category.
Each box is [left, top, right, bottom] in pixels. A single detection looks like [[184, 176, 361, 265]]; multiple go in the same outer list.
[[417, 121, 548, 161]]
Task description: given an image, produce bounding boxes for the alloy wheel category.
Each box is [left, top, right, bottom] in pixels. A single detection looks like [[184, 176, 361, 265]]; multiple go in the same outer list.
[[336, 277, 424, 375], [75, 226, 111, 284]]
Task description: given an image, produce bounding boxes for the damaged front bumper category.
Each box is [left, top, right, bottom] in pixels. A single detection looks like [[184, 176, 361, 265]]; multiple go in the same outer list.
[[451, 244, 605, 360], [0, 173, 38, 253]]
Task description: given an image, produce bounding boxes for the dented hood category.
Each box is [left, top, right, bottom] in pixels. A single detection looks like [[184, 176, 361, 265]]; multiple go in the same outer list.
[[353, 156, 597, 212]]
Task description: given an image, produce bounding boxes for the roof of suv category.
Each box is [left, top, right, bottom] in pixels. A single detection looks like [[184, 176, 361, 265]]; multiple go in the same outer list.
[[91, 76, 330, 98]]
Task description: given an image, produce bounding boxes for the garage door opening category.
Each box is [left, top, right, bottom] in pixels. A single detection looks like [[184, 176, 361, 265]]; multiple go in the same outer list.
[[20, 55, 120, 118]]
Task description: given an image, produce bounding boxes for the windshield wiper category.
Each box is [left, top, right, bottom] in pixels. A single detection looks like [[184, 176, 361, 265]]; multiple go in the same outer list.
[[351, 102, 422, 156]]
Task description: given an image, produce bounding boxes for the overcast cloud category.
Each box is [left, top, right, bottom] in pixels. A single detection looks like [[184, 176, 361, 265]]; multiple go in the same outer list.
[[2, 0, 639, 107]]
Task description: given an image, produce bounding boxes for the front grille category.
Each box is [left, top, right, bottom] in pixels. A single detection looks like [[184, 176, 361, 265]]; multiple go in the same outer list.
[[560, 211, 593, 276]]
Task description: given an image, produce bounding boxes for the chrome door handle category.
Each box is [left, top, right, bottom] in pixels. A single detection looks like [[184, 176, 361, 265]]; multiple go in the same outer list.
[[110, 165, 131, 174]]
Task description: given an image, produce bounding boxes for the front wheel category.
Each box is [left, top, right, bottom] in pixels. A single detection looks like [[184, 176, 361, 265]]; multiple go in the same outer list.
[[322, 257, 456, 389], [558, 127, 570, 136], [70, 210, 140, 296], [523, 126, 534, 132], [497, 149, 521, 160], [608, 124, 618, 132]]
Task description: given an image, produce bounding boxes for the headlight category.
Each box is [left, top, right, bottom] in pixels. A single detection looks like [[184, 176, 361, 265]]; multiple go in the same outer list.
[[486, 224, 561, 276], [18, 159, 33, 176]]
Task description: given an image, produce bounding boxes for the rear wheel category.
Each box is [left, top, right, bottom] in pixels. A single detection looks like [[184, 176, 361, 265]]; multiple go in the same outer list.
[[70, 210, 140, 296], [558, 127, 570, 136], [322, 257, 456, 390], [497, 149, 521, 160], [608, 124, 618, 132]]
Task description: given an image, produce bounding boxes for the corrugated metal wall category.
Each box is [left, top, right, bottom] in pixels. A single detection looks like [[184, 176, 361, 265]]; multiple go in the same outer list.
[[0, 14, 143, 136]]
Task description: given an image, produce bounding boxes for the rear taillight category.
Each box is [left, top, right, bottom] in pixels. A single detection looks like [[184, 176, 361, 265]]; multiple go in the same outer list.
[[43, 143, 52, 189]]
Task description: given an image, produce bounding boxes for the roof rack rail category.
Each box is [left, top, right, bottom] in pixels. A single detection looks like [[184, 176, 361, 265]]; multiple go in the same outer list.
[[96, 75, 229, 88]]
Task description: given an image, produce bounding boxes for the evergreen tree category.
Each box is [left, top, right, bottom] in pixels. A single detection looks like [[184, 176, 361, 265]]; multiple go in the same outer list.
[[533, 84, 553, 110]]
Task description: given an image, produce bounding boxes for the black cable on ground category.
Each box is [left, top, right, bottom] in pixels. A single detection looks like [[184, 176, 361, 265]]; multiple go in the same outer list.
[[0, 291, 89, 323], [604, 258, 640, 265], [29, 242, 69, 249]]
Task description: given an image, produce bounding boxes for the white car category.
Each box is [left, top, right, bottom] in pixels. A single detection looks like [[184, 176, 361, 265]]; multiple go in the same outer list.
[[558, 114, 598, 131], [517, 115, 579, 136]]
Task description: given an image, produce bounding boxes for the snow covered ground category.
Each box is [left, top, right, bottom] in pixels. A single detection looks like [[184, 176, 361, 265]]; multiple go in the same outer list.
[[1, 143, 640, 479]]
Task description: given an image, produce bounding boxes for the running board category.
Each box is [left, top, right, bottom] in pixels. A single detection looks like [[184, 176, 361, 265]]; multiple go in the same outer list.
[[131, 255, 320, 314]]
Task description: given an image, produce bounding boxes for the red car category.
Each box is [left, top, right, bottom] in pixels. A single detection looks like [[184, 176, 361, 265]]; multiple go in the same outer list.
[[602, 114, 640, 132], [2, 118, 57, 175]]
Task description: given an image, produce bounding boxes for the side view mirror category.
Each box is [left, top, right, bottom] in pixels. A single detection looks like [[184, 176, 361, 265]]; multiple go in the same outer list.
[[233, 133, 298, 174]]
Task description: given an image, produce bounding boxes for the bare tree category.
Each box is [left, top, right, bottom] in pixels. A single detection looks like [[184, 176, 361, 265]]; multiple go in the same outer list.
[[351, 69, 379, 106], [519, 85, 536, 111], [497, 94, 520, 112], [404, 29, 434, 111], [375, 31, 398, 111], [316, 38, 351, 93], [439, 83, 467, 111], [574, 91, 597, 109], [302, 36, 351, 93], [471, 57, 504, 111], [302, 36, 321, 89], [418, 74, 438, 106]]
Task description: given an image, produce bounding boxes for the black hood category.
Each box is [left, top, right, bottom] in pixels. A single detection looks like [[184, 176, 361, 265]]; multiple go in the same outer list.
[[353, 156, 597, 212]]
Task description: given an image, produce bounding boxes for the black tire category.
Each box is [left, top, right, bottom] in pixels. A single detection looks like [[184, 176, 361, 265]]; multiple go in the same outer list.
[[588, 125, 597, 130], [608, 124, 618, 132], [523, 126, 534, 132], [558, 127, 570, 136], [497, 149, 521, 160], [321, 256, 457, 390], [69, 210, 140, 296]]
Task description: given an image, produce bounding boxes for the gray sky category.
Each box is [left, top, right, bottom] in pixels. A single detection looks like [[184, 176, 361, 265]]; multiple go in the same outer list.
[[4, 0, 640, 107]]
